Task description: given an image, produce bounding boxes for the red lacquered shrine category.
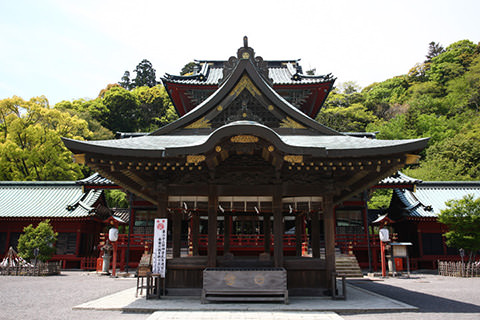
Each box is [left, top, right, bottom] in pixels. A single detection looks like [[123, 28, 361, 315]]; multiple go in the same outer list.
[[63, 38, 428, 296]]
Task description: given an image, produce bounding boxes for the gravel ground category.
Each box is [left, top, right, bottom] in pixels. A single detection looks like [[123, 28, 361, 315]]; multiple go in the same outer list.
[[1, 271, 480, 320], [343, 273, 480, 320], [0, 271, 147, 320]]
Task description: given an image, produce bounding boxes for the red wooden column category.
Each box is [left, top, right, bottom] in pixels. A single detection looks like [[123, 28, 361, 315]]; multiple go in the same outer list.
[[207, 185, 218, 267], [323, 195, 336, 291], [273, 185, 284, 268]]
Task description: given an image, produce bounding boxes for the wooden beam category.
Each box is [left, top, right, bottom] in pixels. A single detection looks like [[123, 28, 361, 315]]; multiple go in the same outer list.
[[273, 185, 284, 267], [207, 185, 218, 267]]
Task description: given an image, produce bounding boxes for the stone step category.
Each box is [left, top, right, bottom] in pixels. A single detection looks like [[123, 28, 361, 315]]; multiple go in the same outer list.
[[335, 254, 363, 278]]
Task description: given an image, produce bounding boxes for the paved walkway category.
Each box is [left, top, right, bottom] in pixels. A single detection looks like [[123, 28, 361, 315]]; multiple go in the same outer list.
[[74, 283, 415, 319]]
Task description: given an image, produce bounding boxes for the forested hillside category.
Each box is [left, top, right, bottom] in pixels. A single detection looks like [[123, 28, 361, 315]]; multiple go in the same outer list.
[[1, 40, 479, 182], [318, 40, 480, 181]]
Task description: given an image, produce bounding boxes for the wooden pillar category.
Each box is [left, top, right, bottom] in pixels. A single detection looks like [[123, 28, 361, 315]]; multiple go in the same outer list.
[[273, 186, 284, 268], [311, 211, 320, 258], [157, 194, 168, 218], [295, 214, 303, 256], [191, 212, 200, 256], [264, 213, 271, 254], [172, 210, 181, 258], [224, 215, 231, 255], [207, 185, 218, 267], [75, 228, 81, 257], [323, 195, 336, 292]]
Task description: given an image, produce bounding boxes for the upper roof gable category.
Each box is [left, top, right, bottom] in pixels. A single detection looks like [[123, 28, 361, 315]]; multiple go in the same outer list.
[[151, 57, 339, 136]]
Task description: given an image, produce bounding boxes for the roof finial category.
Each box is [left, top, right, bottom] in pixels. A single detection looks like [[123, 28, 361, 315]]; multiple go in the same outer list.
[[243, 36, 248, 48]]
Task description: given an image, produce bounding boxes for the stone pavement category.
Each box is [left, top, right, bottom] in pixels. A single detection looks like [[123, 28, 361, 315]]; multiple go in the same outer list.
[[74, 283, 416, 320]]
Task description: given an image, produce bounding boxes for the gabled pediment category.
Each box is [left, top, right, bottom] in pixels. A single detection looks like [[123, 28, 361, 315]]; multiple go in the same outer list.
[[152, 58, 339, 136]]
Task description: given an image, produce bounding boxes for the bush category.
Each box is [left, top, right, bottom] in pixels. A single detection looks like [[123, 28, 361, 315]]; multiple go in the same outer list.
[[17, 220, 58, 262]]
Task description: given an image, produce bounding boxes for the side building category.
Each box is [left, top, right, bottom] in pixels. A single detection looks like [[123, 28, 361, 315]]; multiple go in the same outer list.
[[0, 180, 112, 269], [387, 180, 480, 269]]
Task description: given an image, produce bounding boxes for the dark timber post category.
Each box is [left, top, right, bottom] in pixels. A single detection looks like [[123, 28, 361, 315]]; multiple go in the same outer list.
[[311, 210, 321, 258], [157, 194, 168, 219], [273, 185, 284, 268], [224, 215, 231, 255], [172, 210, 181, 258], [323, 195, 336, 292], [207, 185, 218, 267], [191, 212, 200, 256], [264, 213, 271, 254], [295, 213, 303, 256]]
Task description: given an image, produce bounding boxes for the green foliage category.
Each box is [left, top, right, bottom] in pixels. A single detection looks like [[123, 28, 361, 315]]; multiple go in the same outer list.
[[426, 40, 477, 85], [317, 103, 378, 132], [181, 62, 197, 75], [368, 189, 393, 209], [133, 59, 157, 88], [0, 96, 91, 181], [105, 189, 129, 208], [119, 71, 133, 90], [17, 220, 58, 262], [438, 194, 480, 261]]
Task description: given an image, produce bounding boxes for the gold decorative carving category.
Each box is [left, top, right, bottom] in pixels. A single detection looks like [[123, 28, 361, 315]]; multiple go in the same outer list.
[[284, 155, 303, 164], [215, 146, 222, 152], [268, 105, 274, 111], [405, 154, 420, 164], [268, 145, 275, 152], [73, 154, 86, 165], [229, 75, 262, 97], [230, 135, 259, 143], [242, 52, 250, 59], [186, 155, 206, 165], [217, 105, 223, 111], [280, 117, 306, 129], [185, 117, 211, 129]]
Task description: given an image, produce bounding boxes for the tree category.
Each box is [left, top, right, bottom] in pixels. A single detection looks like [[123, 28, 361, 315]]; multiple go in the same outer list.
[[181, 62, 197, 75], [438, 194, 480, 263], [101, 86, 140, 132], [425, 41, 445, 62], [105, 189, 128, 208], [0, 96, 91, 181], [119, 71, 133, 90], [132, 85, 169, 131], [133, 59, 157, 88], [17, 220, 58, 262]]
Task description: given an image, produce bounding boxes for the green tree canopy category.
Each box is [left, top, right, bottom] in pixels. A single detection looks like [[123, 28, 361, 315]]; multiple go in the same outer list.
[[17, 220, 58, 262], [181, 62, 197, 75], [438, 194, 480, 262], [0, 96, 91, 181], [133, 59, 157, 88]]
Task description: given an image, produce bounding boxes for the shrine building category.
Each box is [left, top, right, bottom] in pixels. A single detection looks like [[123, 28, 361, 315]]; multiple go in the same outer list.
[[63, 38, 428, 296]]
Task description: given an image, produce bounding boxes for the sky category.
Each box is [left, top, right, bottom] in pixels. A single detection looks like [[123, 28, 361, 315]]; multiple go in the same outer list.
[[1, 0, 479, 105]]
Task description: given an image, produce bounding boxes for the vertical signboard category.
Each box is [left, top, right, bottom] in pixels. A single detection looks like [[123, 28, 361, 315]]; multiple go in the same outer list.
[[152, 218, 168, 278]]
